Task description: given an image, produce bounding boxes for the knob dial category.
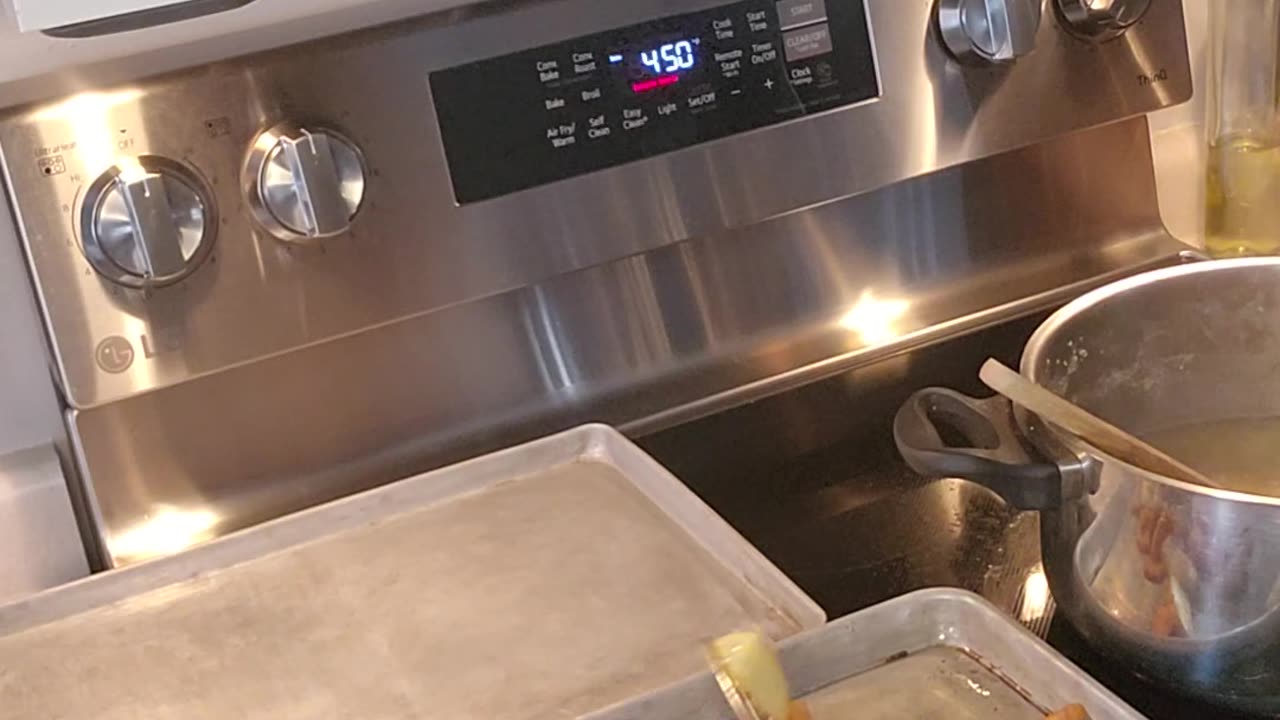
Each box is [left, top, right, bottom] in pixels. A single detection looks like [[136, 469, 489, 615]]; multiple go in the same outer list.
[[939, 0, 1043, 64], [1057, 0, 1151, 40], [80, 157, 216, 289], [245, 124, 366, 242]]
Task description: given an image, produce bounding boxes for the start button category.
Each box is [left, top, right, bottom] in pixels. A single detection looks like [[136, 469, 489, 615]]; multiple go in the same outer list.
[[776, 0, 827, 30]]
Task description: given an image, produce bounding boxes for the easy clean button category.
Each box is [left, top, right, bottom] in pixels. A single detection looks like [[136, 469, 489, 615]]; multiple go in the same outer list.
[[784, 23, 833, 62], [776, 0, 827, 30]]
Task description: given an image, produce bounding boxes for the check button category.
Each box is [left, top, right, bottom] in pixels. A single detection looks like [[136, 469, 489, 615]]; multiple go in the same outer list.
[[776, 0, 827, 30]]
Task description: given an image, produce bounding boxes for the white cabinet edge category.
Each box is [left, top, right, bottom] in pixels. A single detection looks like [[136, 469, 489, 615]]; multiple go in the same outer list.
[[0, 0, 486, 105], [11, 0, 178, 31]]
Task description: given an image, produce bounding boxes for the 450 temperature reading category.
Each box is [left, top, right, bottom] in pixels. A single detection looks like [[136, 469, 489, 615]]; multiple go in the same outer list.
[[640, 40, 698, 74]]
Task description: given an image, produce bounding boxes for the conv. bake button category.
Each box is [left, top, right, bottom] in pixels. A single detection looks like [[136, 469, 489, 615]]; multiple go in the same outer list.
[[783, 23, 832, 62], [776, 0, 827, 30]]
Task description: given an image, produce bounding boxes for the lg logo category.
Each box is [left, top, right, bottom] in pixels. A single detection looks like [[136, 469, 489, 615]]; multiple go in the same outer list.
[[94, 336, 135, 374]]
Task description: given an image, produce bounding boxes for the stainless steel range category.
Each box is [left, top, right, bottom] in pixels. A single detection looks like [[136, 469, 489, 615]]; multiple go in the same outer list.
[[0, 0, 1190, 596]]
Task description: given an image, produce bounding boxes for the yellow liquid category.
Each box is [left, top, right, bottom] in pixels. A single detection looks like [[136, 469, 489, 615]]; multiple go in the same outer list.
[[1205, 137, 1280, 258], [1145, 417, 1280, 496]]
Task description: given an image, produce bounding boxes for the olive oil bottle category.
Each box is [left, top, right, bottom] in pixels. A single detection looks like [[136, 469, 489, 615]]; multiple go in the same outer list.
[[1205, 1, 1280, 258], [1206, 137, 1280, 257]]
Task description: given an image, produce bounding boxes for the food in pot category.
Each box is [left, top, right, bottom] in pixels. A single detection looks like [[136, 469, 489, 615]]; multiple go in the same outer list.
[[1046, 704, 1091, 720], [1145, 418, 1280, 497], [1133, 503, 1175, 584]]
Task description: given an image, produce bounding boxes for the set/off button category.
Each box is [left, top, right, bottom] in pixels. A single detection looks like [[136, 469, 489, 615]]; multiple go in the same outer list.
[[776, 0, 826, 30]]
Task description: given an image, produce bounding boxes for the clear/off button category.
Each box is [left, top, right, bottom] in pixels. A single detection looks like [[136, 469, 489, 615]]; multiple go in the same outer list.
[[784, 23, 833, 62], [776, 0, 826, 30]]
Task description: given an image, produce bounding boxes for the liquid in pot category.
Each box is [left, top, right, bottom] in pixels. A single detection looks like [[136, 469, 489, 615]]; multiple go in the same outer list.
[[1145, 417, 1280, 496]]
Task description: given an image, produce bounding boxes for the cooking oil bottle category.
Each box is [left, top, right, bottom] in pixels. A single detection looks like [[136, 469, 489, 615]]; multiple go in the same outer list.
[[1205, 0, 1280, 257]]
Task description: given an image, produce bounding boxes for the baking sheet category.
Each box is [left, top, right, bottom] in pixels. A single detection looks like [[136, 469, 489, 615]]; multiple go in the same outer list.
[[0, 425, 823, 720], [590, 588, 1146, 720]]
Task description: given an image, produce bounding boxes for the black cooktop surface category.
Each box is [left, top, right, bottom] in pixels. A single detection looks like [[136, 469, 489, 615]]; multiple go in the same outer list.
[[640, 315, 1264, 720]]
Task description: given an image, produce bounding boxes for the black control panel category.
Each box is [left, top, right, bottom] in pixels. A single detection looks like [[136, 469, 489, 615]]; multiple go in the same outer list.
[[431, 0, 879, 203]]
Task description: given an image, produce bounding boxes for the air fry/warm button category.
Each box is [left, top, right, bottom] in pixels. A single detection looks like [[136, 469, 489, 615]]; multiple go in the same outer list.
[[784, 23, 833, 62], [776, 0, 827, 30]]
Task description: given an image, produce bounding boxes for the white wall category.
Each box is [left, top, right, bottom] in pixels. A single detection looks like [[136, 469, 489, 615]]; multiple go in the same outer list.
[[0, 198, 61, 455], [0, 0, 479, 106], [1148, 0, 1209, 247], [0, 193, 86, 598]]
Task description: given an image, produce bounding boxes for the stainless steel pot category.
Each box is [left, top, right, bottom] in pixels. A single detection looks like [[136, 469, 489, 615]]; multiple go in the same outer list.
[[895, 258, 1280, 713]]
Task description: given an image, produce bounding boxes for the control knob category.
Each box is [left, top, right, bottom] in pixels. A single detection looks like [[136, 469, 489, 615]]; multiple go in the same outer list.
[[80, 157, 216, 289], [245, 124, 366, 242], [1057, 0, 1151, 40], [939, 0, 1043, 64]]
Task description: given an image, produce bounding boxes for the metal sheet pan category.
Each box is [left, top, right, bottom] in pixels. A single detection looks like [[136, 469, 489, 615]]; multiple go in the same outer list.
[[590, 588, 1145, 720], [0, 425, 823, 720]]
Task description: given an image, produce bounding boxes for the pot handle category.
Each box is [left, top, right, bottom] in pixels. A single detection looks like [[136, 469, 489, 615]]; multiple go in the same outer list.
[[894, 388, 1063, 510]]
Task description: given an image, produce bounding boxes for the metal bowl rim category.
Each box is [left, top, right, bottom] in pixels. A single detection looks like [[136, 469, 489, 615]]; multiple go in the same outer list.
[[1021, 257, 1280, 507]]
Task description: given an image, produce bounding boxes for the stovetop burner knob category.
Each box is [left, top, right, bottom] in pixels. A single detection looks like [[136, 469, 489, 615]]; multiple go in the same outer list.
[[245, 124, 366, 242], [1056, 0, 1152, 40], [939, 0, 1043, 64], [81, 156, 216, 289]]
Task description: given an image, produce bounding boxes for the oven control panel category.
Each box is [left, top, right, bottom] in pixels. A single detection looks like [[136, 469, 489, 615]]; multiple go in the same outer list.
[[430, 0, 878, 203]]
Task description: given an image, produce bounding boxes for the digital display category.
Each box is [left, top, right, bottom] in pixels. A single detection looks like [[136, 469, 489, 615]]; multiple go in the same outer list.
[[640, 40, 697, 74], [609, 37, 703, 93], [431, 0, 878, 203]]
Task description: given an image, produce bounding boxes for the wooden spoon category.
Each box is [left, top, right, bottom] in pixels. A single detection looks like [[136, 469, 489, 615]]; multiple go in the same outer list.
[[979, 359, 1221, 489]]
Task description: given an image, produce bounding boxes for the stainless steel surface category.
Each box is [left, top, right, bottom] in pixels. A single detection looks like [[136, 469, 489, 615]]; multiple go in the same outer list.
[[80, 157, 215, 288], [41, 0, 260, 38], [0, 0, 1191, 410], [61, 120, 1188, 567], [0, 0, 1193, 566], [939, 0, 1043, 64], [246, 124, 366, 242], [1057, 0, 1153, 40], [898, 259, 1280, 713], [1025, 259, 1280, 712], [589, 590, 1143, 720], [0, 426, 822, 718]]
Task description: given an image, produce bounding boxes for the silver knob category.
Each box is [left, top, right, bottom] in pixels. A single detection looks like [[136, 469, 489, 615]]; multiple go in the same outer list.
[[939, 0, 1043, 64], [245, 124, 366, 242], [1057, 0, 1151, 40], [81, 157, 215, 289]]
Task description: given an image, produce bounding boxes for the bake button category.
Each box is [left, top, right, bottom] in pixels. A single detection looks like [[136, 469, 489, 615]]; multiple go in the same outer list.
[[776, 0, 827, 30], [783, 23, 833, 62], [544, 96, 568, 111]]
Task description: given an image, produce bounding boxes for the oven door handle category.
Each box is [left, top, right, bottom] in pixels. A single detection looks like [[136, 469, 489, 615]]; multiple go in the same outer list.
[[894, 388, 1063, 511]]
